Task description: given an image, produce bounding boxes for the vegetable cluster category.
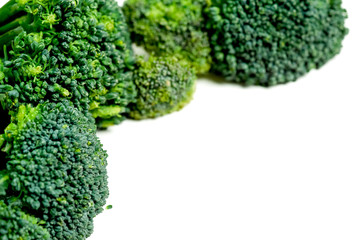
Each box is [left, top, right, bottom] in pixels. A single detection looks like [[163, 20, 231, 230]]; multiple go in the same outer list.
[[123, 0, 348, 86], [0, 0, 136, 127], [129, 56, 196, 120], [0, 0, 349, 239], [0, 101, 109, 240], [0, 0, 197, 239], [123, 0, 212, 74], [206, 0, 348, 85]]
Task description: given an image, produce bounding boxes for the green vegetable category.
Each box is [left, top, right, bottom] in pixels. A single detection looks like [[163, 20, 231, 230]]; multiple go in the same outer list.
[[0, 0, 136, 127], [123, 0, 212, 74], [129, 56, 196, 120], [0, 100, 109, 240], [205, 0, 348, 86], [0, 200, 50, 240]]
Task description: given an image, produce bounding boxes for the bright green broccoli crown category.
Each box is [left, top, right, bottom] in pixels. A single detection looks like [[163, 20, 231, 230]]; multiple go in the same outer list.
[[0, 0, 137, 127], [0, 101, 109, 240], [123, 0, 212, 74], [206, 0, 348, 86], [0, 200, 50, 240], [129, 56, 196, 120]]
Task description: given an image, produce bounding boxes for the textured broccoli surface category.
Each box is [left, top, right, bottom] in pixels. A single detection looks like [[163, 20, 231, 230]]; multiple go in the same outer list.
[[123, 0, 212, 74], [0, 0, 136, 127], [0, 101, 109, 240], [128, 56, 196, 120], [0, 201, 50, 240], [206, 0, 348, 86]]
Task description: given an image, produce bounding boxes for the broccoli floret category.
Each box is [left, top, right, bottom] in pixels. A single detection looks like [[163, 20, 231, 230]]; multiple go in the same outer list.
[[0, 100, 109, 240], [122, 0, 212, 74], [0, 200, 50, 240], [0, 0, 136, 127], [128, 56, 196, 120], [205, 0, 348, 86]]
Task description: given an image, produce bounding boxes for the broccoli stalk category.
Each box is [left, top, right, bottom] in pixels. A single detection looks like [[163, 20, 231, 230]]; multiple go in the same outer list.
[[0, 0, 49, 46], [0, 15, 32, 47], [0, 0, 28, 23]]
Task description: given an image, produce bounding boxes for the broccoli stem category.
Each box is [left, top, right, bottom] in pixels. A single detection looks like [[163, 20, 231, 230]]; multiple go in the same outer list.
[[0, 26, 25, 47], [0, 15, 31, 35], [0, 0, 24, 25], [0, 0, 36, 46]]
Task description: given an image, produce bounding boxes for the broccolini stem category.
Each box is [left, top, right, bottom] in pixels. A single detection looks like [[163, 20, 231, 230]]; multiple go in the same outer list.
[[0, 0, 26, 25], [0, 15, 32, 35], [0, 0, 35, 46], [0, 26, 24, 47]]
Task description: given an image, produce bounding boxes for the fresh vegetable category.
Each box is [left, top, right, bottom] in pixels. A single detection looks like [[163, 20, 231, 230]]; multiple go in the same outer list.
[[205, 0, 348, 85], [129, 55, 196, 120], [122, 0, 212, 74], [0, 200, 50, 240], [0, 0, 136, 127], [0, 101, 109, 240]]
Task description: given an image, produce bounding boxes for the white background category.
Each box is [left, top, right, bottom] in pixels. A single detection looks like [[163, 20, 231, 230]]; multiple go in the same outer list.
[[1, 0, 359, 239], [93, 1, 360, 239]]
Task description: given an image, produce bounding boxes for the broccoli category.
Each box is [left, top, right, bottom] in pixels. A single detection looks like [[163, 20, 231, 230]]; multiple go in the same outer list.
[[128, 56, 196, 120], [205, 0, 348, 86], [0, 0, 136, 127], [0, 200, 50, 240], [0, 100, 109, 240], [122, 0, 212, 74]]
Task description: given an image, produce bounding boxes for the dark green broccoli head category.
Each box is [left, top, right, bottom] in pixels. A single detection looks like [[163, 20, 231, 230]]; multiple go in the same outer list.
[[0, 200, 50, 240], [122, 0, 212, 74], [206, 0, 348, 86], [129, 56, 196, 120], [0, 0, 136, 127], [0, 101, 109, 240]]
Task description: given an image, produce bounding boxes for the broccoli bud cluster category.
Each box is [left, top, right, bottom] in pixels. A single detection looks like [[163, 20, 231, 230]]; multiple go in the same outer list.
[[0, 0, 136, 126], [123, 0, 348, 86], [206, 0, 348, 86], [0, 0, 201, 239], [123, 0, 212, 74], [0, 101, 109, 240], [0, 200, 50, 240], [129, 56, 196, 120], [0, 0, 350, 239]]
